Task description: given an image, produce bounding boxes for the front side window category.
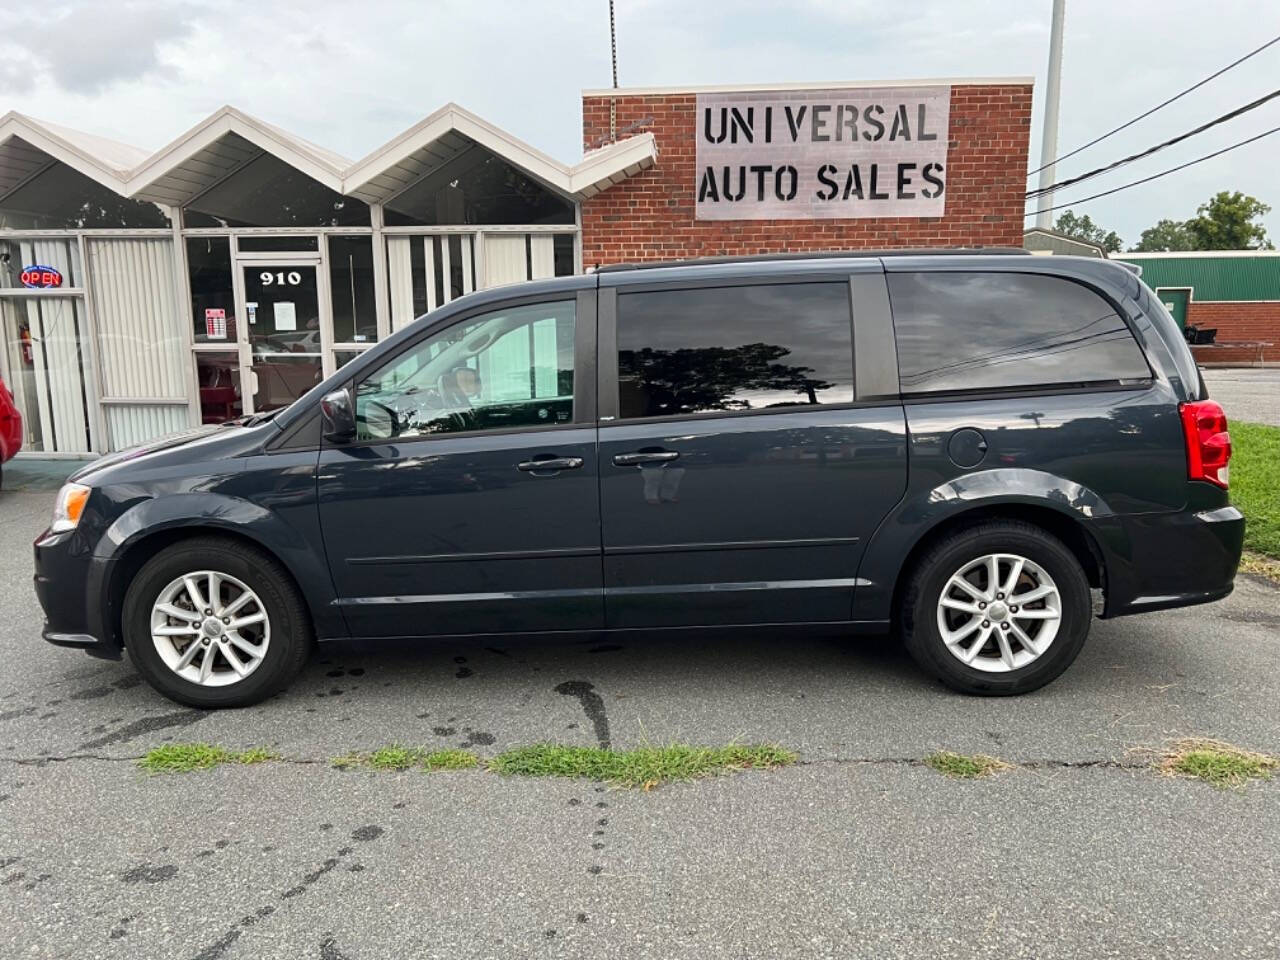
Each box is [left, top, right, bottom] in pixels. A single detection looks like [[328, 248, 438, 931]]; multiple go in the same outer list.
[[355, 300, 575, 441], [888, 272, 1151, 395], [616, 283, 854, 420]]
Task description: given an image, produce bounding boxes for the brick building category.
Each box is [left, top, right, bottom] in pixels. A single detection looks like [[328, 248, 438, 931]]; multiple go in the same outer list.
[[1113, 252, 1280, 365], [580, 78, 1034, 266]]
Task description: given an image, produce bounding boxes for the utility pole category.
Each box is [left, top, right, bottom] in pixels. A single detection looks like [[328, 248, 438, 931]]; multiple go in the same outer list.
[[1035, 0, 1066, 229], [609, 0, 618, 143]]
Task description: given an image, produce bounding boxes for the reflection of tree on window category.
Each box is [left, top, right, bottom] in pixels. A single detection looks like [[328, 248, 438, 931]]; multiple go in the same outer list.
[[619, 342, 835, 418]]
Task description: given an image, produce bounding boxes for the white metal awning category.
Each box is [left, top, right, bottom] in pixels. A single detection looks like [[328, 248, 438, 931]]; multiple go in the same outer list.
[[0, 111, 145, 197], [343, 102, 657, 204], [0, 104, 657, 210], [126, 106, 349, 206]]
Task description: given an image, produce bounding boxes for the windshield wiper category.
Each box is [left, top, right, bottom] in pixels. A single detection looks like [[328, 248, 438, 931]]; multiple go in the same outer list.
[[239, 408, 283, 427]]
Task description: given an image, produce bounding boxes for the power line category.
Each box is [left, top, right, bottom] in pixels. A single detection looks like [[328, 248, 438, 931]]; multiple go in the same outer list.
[[1028, 33, 1280, 177], [1026, 87, 1280, 199], [1023, 123, 1280, 217]]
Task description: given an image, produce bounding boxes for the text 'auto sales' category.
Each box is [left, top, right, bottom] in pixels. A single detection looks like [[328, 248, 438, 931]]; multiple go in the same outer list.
[[694, 86, 952, 221]]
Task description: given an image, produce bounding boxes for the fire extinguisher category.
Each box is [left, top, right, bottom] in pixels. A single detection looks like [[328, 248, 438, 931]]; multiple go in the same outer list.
[[19, 323, 32, 366]]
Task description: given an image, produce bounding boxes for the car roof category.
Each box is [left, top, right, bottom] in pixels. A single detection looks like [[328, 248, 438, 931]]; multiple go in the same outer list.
[[594, 248, 1030, 273]]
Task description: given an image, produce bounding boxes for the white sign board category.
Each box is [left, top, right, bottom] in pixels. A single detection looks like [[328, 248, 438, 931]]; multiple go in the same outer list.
[[273, 301, 297, 332], [695, 86, 951, 220]]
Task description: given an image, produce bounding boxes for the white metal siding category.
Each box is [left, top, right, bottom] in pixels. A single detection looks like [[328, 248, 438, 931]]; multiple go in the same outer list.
[[530, 235, 555, 279], [386, 236, 416, 332], [105, 404, 190, 450], [484, 234, 528, 287], [87, 238, 188, 450]]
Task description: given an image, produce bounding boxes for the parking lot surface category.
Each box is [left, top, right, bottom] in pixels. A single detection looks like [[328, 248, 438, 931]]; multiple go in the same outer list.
[[1203, 367, 1280, 427], [2, 482, 1278, 958]]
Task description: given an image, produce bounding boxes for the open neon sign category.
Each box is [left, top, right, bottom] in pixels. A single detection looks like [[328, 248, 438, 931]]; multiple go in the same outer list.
[[20, 264, 63, 288]]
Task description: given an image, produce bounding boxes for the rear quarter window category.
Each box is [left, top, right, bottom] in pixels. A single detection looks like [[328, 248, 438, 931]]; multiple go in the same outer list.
[[888, 272, 1151, 395]]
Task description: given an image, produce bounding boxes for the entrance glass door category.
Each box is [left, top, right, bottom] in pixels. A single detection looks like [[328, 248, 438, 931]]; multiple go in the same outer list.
[[1, 296, 93, 453], [241, 263, 324, 412]]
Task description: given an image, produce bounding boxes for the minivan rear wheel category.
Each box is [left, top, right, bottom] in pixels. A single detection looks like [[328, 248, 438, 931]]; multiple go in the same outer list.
[[900, 520, 1091, 695], [123, 537, 312, 708]]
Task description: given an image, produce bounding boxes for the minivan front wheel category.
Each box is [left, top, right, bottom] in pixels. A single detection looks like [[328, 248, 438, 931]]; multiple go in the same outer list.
[[123, 537, 311, 708], [901, 521, 1091, 695]]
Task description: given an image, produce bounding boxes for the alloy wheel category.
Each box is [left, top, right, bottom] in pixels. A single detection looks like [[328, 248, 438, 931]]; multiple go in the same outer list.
[[150, 570, 271, 687], [935, 552, 1062, 673]]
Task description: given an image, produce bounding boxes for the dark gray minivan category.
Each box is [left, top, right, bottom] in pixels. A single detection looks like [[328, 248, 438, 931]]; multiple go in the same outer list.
[[34, 251, 1243, 707]]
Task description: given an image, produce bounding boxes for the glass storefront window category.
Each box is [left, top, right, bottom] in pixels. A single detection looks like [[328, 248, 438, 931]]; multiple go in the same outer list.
[[383, 152, 574, 227], [335, 349, 367, 369], [1, 297, 93, 452], [187, 238, 236, 345], [195, 352, 242, 424], [236, 236, 320, 252], [328, 236, 377, 343], [184, 153, 368, 228], [1, 238, 83, 290], [0, 162, 170, 230], [553, 234, 575, 278]]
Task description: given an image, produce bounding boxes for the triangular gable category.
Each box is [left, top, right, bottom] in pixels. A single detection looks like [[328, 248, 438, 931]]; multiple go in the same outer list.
[[343, 102, 656, 204], [126, 106, 349, 206], [0, 104, 655, 210], [0, 111, 141, 197]]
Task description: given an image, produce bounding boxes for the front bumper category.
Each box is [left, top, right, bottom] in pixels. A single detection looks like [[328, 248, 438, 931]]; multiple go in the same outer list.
[[1092, 503, 1245, 618], [34, 529, 121, 660]]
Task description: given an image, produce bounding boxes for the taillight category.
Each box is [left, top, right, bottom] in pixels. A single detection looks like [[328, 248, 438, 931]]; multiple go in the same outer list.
[[1179, 399, 1231, 489]]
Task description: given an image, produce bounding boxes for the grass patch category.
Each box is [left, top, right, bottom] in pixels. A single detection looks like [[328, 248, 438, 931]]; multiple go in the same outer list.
[[1160, 738, 1277, 789], [923, 751, 1011, 779], [488, 743, 796, 788], [1231, 422, 1280, 561], [422, 748, 480, 771], [139, 743, 277, 774], [331, 746, 479, 772]]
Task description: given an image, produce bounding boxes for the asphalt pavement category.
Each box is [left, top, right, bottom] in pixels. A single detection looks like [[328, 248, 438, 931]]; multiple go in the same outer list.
[[1202, 367, 1280, 427], [1, 482, 1278, 959]]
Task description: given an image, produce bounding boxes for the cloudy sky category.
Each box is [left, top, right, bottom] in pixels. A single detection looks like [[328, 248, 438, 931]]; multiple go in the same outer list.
[[3, 0, 1279, 248]]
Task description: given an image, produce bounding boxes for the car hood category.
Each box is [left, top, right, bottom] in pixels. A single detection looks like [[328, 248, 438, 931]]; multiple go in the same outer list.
[[70, 421, 259, 485]]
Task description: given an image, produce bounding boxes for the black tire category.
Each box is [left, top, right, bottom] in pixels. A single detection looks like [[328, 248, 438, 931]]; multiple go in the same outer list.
[[122, 536, 312, 708], [900, 520, 1092, 696]]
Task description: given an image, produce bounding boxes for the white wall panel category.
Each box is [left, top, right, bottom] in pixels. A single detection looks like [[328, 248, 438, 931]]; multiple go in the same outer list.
[[484, 235, 528, 287], [105, 404, 189, 452], [88, 238, 186, 400], [530, 235, 555, 280], [87, 238, 187, 447], [386, 236, 415, 332]]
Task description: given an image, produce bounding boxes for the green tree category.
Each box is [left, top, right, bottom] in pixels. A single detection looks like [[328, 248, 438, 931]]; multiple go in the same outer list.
[[1133, 218, 1197, 252], [1052, 210, 1124, 253], [1186, 191, 1273, 250]]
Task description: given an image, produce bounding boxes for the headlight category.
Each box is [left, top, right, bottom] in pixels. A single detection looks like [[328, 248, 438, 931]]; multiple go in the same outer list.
[[50, 483, 91, 533]]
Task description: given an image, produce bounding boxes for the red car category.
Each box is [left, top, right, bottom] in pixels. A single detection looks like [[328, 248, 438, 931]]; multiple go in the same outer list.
[[0, 375, 23, 486]]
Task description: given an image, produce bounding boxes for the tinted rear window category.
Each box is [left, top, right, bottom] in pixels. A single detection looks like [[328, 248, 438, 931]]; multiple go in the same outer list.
[[888, 272, 1150, 394], [616, 283, 854, 419]]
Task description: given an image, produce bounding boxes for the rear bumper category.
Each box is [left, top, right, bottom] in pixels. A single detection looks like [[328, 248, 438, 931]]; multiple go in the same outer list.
[[34, 530, 121, 660], [1092, 503, 1244, 618]]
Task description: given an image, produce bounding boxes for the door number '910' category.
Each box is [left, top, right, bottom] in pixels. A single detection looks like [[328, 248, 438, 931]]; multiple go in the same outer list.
[[260, 271, 302, 286]]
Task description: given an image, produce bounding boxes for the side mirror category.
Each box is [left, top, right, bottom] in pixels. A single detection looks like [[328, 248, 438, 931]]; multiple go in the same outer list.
[[320, 388, 356, 443]]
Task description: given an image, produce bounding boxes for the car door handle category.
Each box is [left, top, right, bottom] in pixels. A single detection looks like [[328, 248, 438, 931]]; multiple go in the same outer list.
[[612, 451, 680, 466], [517, 456, 584, 473]]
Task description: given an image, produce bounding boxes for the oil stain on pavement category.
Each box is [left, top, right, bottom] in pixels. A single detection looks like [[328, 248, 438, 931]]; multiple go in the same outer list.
[[554, 681, 610, 748]]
